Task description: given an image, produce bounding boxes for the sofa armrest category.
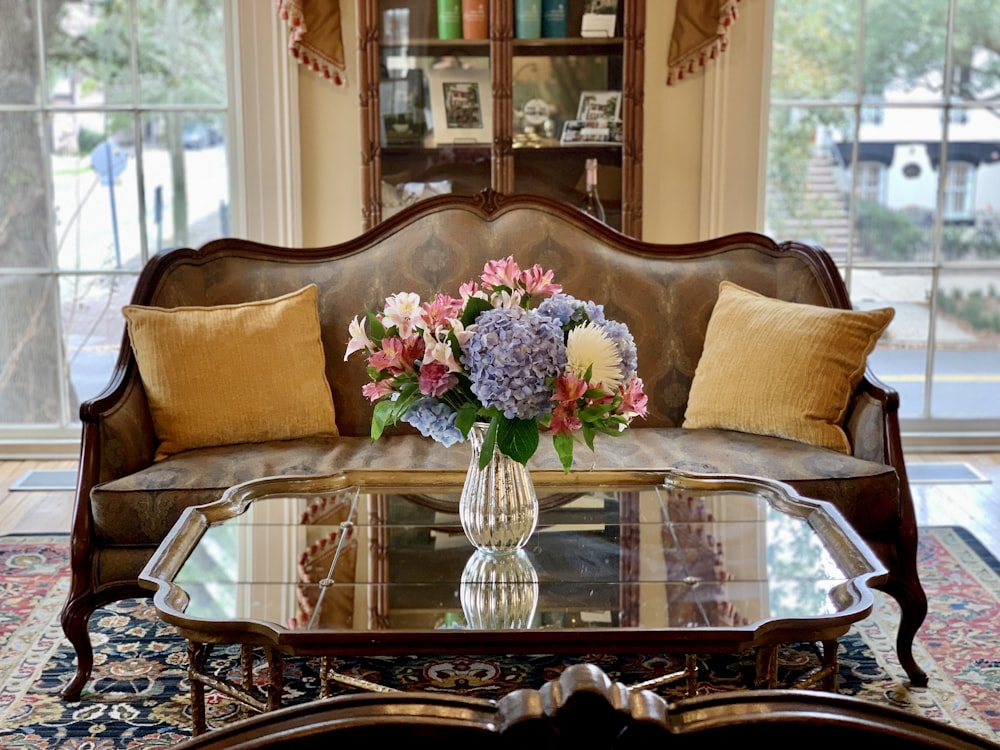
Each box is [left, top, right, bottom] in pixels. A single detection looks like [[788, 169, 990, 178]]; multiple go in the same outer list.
[[844, 369, 900, 465], [79, 357, 157, 486]]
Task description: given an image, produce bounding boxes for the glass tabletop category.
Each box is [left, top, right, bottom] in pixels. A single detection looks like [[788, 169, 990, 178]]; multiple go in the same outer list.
[[149, 471, 885, 644]]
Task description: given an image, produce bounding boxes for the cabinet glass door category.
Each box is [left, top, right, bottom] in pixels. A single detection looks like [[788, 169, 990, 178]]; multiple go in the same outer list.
[[379, 1, 492, 220], [511, 42, 623, 229]]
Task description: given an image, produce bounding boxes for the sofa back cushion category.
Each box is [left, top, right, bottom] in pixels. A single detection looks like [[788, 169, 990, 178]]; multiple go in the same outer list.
[[138, 200, 844, 438]]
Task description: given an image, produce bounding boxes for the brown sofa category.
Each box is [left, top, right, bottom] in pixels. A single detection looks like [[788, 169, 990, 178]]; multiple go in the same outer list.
[[60, 189, 928, 700]]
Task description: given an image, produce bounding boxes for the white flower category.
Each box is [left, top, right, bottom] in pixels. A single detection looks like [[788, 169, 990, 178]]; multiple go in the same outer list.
[[382, 292, 425, 339], [565, 323, 623, 388]]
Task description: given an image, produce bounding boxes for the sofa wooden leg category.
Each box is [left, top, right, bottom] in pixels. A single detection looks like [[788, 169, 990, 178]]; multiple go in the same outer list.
[[877, 577, 929, 688], [59, 594, 95, 701]]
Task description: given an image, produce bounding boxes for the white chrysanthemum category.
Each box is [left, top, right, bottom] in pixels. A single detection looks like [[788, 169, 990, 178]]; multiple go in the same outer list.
[[565, 323, 623, 388]]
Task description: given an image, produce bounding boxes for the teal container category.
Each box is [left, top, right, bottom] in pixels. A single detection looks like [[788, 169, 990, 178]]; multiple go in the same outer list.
[[515, 0, 542, 39], [542, 0, 567, 38]]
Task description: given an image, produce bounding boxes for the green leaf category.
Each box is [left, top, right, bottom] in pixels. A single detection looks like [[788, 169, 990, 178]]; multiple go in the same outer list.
[[496, 417, 539, 466], [553, 432, 574, 472], [367, 309, 386, 341], [455, 403, 479, 436], [477, 419, 500, 470], [461, 296, 493, 327], [370, 387, 419, 440]]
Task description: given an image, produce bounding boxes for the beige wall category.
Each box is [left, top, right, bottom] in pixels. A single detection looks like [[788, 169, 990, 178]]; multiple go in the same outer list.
[[297, 1, 769, 246]]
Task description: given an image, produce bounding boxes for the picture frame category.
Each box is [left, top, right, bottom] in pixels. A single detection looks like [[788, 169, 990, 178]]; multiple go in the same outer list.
[[576, 90, 621, 122], [427, 66, 492, 145], [380, 69, 426, 146], [559, 118, 622, 146], [581, 0, 618, 37]]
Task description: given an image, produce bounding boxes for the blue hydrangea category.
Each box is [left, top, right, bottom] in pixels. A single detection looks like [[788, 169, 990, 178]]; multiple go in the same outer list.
[[538, 293, 607, 327], [595, 318, 638, 381], [402, 398, 464, 447], [537, 293, 586, 327], [461, 306, 567, 420]]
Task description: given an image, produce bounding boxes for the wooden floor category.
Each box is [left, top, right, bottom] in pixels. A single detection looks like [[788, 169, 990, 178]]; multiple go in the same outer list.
[[1, 454, 998, 560]]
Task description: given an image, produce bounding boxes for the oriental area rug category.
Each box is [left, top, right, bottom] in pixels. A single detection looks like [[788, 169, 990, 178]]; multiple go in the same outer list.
[[1, 528, 998, 748]]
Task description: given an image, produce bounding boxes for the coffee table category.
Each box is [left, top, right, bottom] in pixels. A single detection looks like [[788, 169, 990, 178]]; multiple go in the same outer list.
[[139, 468, 887, 734]]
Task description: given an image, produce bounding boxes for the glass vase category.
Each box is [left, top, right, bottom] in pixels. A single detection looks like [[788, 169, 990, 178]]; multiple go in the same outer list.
[[459, 422, 539, 554], [460, 550, 539, 629]]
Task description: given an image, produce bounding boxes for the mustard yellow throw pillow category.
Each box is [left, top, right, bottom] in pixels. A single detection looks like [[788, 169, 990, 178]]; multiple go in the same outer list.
[[123, 285, 337, 460], [683, 281, 894, 454]]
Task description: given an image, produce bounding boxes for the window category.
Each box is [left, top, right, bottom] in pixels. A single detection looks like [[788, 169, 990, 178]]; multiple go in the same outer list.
[[943, 161, 975, 222], [767, 0, 1000, 439], [856, 162, 886, 205], [0, 0, 260, 450]]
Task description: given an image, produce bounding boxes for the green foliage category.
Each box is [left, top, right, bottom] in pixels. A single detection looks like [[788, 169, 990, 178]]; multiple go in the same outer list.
[[76, 127, 105, 155], [935, 287, 1000, 334], [854, 200, 927, 261], [47, 0, 226, 107]]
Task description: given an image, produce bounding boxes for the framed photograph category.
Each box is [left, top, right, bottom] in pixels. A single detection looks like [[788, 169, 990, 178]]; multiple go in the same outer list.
[[427, 66, 492, 145], [576, 91, 621, 122], [581, 0, 618, 37], [560, 119, 610, 146], [380, 69, 426, 146]]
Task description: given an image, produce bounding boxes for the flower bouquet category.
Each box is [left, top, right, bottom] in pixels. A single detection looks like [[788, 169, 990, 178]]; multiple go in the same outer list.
[[344, 256, 647, 472]]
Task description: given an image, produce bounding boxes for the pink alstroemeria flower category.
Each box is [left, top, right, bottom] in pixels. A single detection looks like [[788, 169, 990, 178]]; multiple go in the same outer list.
[[521, 264, 562, 297], [368, 336, 416, 375], [620, 377, 648, 419], [422, 293, 464, 330], [362, 380, 394, 402], [548, 404, 583, 436], [553, 371, 588, 405], [480, 255, 521, 290]]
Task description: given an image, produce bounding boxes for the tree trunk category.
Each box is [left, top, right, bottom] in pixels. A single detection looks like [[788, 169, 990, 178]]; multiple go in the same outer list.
[[0, 0, 69, 423]]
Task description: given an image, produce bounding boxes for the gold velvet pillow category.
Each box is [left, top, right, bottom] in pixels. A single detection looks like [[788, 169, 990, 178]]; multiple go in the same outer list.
[[682, 281, 894, 454], [123, 284, 337, 460]]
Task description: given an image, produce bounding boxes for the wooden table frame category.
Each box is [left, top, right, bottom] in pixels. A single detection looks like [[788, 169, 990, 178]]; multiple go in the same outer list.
[[139, 469, 888, 735]]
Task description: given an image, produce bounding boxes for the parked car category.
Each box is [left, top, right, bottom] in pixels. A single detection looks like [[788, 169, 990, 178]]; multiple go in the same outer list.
[[182, 124, 223, 149]]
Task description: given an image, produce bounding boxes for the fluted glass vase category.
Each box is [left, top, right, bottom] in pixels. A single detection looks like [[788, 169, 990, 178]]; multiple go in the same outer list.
[[460, 550, 539, 629], [459, 422, 539, 554]]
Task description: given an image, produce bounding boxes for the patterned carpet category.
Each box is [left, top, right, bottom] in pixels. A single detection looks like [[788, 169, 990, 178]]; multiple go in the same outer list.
[[1, 528, 998, 747]]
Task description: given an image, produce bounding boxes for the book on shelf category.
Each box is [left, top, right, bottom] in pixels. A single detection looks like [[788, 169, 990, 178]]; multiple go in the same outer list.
[[542, 0, 567, 38], [437, 0, 463, 40], [462, 0, 488, 39]]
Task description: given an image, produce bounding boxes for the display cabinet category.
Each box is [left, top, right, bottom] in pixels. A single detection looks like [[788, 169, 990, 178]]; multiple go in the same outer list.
[[358, 0, 645, 236]]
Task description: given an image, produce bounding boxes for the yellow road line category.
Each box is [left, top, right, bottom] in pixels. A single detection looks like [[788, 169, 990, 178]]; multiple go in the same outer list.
[[880, 374, 1000, 382]]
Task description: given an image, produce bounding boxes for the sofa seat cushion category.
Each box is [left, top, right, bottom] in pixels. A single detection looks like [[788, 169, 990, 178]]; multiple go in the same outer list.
[[91, 428, 898, 547]]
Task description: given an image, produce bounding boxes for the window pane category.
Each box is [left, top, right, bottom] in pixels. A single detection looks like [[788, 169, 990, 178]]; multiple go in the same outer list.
[[54, 114, 143, 272], [136, 0, 227, 105], [62, 273, 137, 411], [0, 112, 49, 269], [2, 0, 40, 104], [862, 0, 947, 101], [0, 276, 62, 424], [951, 0, 1000, 102], [142, 112, 230, 252], [47, 0, 134, 107], [765, 107, 856, 264], [771, 0, 859, 102], [859, 271, 931, 421], [932, 268, 1000, 419]]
